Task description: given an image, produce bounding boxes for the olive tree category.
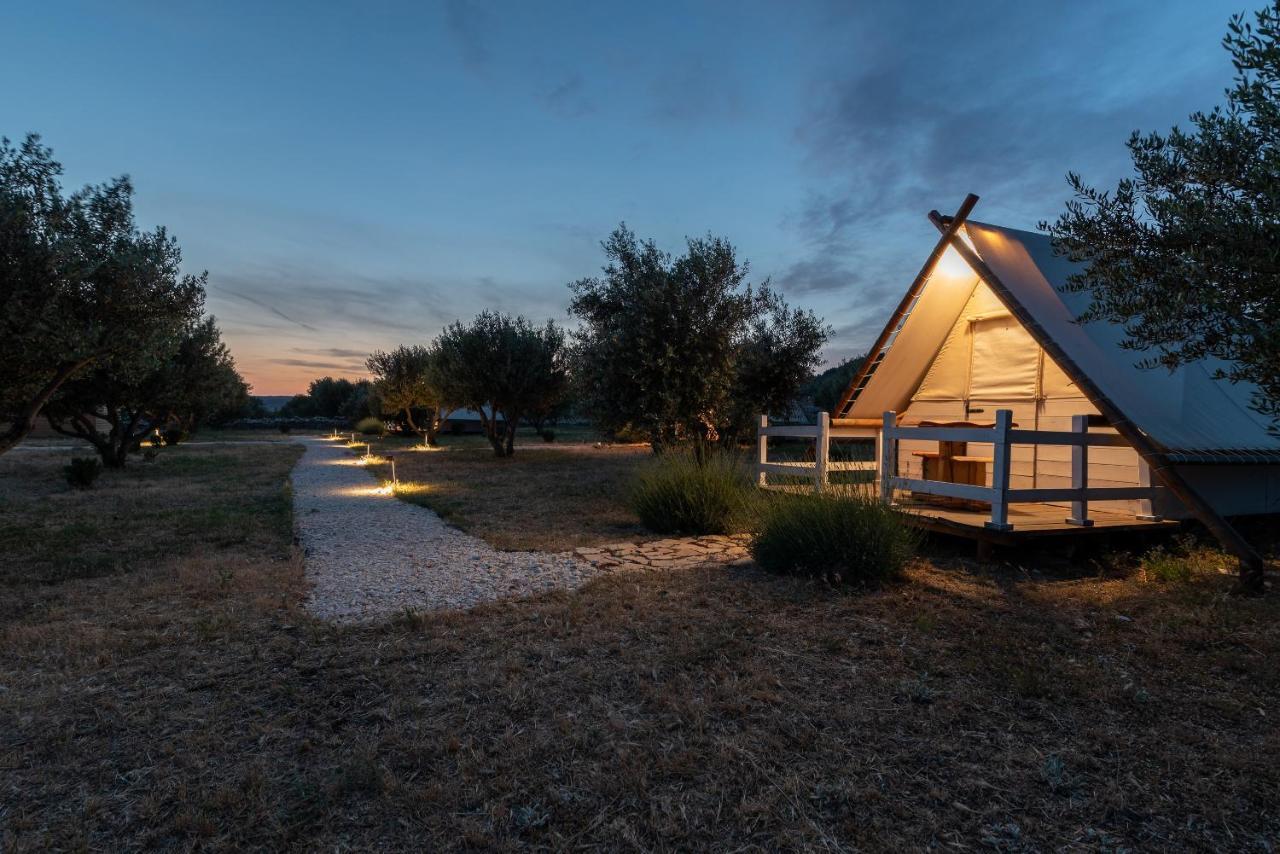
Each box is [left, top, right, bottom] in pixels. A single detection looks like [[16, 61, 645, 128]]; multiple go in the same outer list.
[[45, 316, 246, 464], [569, 224, 828, 451], [430, 312, 567, 457], [0, 134, 203, 455], [367, 345, 445, 444], [1045, 2, 1280, 426]]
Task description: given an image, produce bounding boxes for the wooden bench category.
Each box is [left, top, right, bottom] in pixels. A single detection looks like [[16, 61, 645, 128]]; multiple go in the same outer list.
[[907, 420, 1015, 509]]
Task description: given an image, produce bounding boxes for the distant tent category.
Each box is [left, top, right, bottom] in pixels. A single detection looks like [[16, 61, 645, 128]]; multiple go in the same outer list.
[[834, 195, 1279, 569]]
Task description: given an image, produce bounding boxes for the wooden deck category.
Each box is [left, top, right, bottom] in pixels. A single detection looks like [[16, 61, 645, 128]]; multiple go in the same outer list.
[[762, 482, 1180, 550], [893, 497, 1179, 545]]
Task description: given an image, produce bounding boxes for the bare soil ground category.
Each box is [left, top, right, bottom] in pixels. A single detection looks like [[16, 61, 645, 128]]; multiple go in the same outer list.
[[2, 442, 1278, 850]]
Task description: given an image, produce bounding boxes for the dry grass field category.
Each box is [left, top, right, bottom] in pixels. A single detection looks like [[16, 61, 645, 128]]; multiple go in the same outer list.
[[359, 438, 657, 551], [2, 440, 1279, 850]]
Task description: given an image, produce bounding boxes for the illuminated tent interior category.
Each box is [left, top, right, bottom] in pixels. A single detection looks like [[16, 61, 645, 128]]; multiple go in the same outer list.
[[834, 215, 1280, 522]]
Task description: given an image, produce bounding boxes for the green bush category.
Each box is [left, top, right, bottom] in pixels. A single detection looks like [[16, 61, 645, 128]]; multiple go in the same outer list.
[[751, 488, 918, 584], [355, 416, 385, 436], [65, 457, 102, 489], [629, 449, 755, 535], [162, 427, 187, 446], [540, 428, 556, 443]]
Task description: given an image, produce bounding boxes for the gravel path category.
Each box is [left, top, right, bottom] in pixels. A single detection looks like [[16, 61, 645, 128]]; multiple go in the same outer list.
[[292, 437, 595, 623]]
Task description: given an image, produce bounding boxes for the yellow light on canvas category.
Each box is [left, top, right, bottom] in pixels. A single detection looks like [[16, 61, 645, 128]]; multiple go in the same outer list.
[[935, 244, 972, 279]]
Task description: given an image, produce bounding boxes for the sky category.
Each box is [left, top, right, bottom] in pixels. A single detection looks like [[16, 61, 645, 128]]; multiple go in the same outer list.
[[1, 0, 1247, 394]]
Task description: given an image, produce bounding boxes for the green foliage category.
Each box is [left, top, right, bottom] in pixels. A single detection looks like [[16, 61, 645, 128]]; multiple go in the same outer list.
[[45, 317, 244, 468], [367, 345, 442, 440], [629, 449, 756, 535], [0, 134, 206, 455], [569, 224, 828, 450], [149, 317, 249, 432], [430, 311, 568, 457], [804, 356, 867, 412], [64, 457, 102, 489], [1045, 3, 1280, 424], [277, 394, 316, 418], [306, 377, 358, 418], [750, 489, 918, 584], [355, 416, 385, 436], [540, 428, 556, 443], [161, 428, 187, 446]]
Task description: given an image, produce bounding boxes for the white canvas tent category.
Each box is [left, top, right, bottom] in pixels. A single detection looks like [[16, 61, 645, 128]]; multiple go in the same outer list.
[[833, 195, 1280, 572]]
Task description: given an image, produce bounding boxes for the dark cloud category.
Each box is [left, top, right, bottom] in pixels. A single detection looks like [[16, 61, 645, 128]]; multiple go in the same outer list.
[[776, 255, 859, 296]]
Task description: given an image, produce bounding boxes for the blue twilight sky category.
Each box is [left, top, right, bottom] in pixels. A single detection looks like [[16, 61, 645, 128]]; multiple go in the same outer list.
[[1, 1, 1245, 393]]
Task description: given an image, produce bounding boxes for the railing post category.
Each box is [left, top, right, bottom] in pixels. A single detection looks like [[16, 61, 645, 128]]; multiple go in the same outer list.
[[1066, 414, 1093, 526], [879, 411, 896, 505], [815, 411, 830, 493], [985, 409, 1014, 531], [1135, 456, 1163, 521], [757, 414, 768, 488]]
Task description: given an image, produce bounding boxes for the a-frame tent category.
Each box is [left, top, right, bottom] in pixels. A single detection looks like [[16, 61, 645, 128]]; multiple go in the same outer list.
[[834, 195, 1279, 582]]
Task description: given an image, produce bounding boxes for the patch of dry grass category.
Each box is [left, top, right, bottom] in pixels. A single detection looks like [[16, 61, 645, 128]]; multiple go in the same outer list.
[[360, 440, 656, 550], [0, 443, 302, 591], [2, 442, 1279, 850]]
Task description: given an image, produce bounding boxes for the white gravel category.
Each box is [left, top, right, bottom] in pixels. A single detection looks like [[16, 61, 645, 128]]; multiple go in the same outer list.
[[292, 437, 595, 623]]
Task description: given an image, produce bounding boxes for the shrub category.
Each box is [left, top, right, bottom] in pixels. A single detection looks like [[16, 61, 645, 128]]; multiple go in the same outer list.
[[277, 423, 292, 434], [65, 457, 102, 489], [541, 428, 556, 443], [629, 449, 755, 535], [162, 427, 187, 446], [751, 488, 918, 584], [355, 417, 385, 436]]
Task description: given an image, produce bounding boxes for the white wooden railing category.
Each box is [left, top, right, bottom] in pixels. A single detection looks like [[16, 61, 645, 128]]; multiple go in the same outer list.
[[879, 409, 1162, 530], [756, 412, 877, 491]]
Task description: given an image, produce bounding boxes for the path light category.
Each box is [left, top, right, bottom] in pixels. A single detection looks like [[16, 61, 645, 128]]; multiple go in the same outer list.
[[387, 453, 397, 488]]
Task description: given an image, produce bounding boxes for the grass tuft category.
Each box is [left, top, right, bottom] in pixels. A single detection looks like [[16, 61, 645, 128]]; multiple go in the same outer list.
[[750, 487, 918, 584], [628, 448, 756, 536]]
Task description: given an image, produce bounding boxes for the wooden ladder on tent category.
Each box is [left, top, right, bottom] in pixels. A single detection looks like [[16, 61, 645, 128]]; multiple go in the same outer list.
[[837, 290, 922, 418]]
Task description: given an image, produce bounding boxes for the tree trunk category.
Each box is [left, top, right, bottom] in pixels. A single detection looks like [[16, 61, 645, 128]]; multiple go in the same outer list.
[[0, 357, 95, 457], [1239, 556, 1266, 595], [425, 408, 440, 447], [476, 405, 505, 457], [504, 418, 517, 456]]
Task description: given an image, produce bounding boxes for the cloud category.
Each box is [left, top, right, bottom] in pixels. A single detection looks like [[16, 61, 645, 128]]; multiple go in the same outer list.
[[268, 357, 367, 371], [219, 288, 319, 332], [290, 347, 369, 358], [444, 0, 491, 74], [776, 255, 859, 296], [778, 2, 1233, 356], [650, 56, 744, 124], [544, 74, 595, 118]]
